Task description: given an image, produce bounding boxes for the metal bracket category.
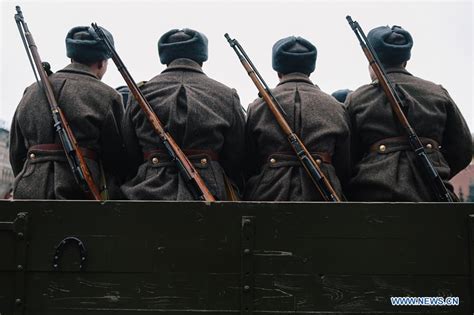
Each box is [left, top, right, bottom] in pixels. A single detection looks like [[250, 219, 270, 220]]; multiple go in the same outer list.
[[0, 212, 29, 315], [241, 216, 255, 315], [468, 215, 474, 301], [52, 236, 87, 271]]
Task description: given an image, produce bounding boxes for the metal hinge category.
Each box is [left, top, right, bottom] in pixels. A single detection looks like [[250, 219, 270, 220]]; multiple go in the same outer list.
[[241, 216, 255, 315], [0, 212, 29, 315], [468, 214, 474, 304]]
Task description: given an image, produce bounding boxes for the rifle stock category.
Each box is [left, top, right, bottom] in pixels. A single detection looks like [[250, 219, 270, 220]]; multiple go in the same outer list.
[[14, 6, 102, 200], [92, 23, 215, 202], [224, 33, 340, 202], [346, 16, 453, 202]]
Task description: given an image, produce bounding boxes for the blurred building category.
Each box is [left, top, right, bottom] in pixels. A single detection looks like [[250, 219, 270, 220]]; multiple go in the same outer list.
[[450, 134, 474, 202], [0, 121, 14, 198]]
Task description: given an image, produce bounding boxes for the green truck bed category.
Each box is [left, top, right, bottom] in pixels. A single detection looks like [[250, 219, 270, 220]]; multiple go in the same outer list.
[[0, 201, 473, 314]]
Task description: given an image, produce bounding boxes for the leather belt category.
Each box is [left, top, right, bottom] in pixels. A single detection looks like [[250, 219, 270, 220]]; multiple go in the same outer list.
[[28, 144, 98, 161], [369, 136, 439, 153], [265, 151, 332, 165], [143, 149, 219, 161]]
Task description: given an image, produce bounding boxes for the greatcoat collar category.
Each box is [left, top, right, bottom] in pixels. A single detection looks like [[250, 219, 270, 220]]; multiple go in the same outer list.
[[162, 58, 205, 74], [58, 62, 100, 80]]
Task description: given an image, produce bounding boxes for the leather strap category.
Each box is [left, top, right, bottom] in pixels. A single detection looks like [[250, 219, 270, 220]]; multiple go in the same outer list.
[[29, 144, 98, 161], [143, 149, 219, 161], [264, 151, 332, 165], [369, 137, 439, 153]]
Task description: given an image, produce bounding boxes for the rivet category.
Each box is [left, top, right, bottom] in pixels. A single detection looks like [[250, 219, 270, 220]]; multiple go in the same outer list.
[[15, 298, 22, 305], [426, 143, 433, 149], [379, 144, 386, 152], [200, 158, 207, 165], [29, 153, 36, 159], [316, 159, 322, 165], [17, 232, 24, 240], [152, 157, 159, 165], [17, 265, 23, 271], [270, 158, 276, 164], [244, 248, 250, 254], [243, 285, 250, 291]]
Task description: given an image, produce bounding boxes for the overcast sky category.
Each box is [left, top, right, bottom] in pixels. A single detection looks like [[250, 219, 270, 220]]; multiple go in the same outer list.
[[0, 0, 472, 131]]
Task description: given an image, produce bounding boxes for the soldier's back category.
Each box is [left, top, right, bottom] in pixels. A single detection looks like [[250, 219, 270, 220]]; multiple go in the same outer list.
[[121, 58, 245, 200], [346, 69, 471, 201], [11, 63, 125, 199], [245, 73, 351, 201]]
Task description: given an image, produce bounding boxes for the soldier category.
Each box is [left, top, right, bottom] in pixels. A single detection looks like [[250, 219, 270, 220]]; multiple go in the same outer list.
[[244, 36, 351, 201], [10, 26, 127, 199], [346, 25, 472, 201], [121, 28, 246, 200], [331, 89, 352, 104]]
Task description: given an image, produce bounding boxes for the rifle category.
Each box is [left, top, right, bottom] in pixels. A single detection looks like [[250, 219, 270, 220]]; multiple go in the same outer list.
[[224, 33, 341, 202], [14, 6, 102, 200], [91, 23, 215, 202], [346, 16, 453, 202]]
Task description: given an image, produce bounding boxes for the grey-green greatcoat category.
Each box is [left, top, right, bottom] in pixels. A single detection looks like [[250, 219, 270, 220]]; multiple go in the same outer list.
[[346, 67, 472, 201], [244, 73, 351, 201], [121, 58, 246, 200], [10, 63, 127, 199]]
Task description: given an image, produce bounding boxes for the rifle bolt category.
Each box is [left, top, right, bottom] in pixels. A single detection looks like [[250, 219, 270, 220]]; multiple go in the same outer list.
[[200, 158, 207, 165], [29, 153, 36, 159], [152, 157, 159, 165], [379, 145, 386, 152]]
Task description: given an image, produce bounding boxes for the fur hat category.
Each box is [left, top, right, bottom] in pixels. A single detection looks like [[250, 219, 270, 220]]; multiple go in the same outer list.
[[367, 25, 413, 66], [272, 36, 317, 75], [66, 26, 114, 63], [158, 28, 208, 65]]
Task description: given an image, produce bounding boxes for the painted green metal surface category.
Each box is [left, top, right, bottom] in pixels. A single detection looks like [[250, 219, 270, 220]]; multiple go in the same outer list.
[[0, 201, 473, 314]]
